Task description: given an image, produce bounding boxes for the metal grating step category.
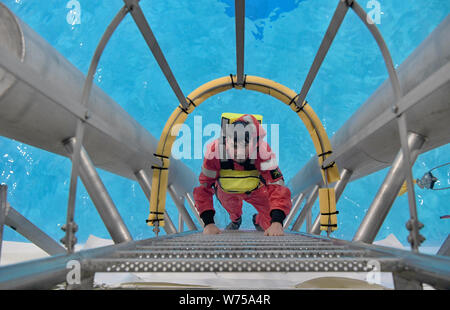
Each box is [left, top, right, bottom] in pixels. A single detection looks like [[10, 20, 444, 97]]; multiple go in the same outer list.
[[140, 240, 330, 245], [137, 240, 336, 246], [82, 231, 400, 273], [132, 231, 349, 252], [140, 231, 327, 242], [133, 246, 351, 252], [113, 249, 371, 259], [84, 257, 401, 273]]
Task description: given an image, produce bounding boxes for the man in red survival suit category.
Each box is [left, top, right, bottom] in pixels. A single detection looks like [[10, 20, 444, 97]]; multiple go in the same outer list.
[[193, 113, 292, 236]]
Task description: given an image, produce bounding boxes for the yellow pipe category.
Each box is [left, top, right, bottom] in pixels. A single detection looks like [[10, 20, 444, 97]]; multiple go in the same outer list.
[[147, 75, 340, 229]]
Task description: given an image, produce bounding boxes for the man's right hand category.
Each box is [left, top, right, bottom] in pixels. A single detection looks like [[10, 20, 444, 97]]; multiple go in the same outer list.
[[203, 223, 221, 235]]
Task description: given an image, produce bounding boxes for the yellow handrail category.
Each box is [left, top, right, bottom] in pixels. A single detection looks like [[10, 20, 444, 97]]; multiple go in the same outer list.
[[147, 75, 340, 232]]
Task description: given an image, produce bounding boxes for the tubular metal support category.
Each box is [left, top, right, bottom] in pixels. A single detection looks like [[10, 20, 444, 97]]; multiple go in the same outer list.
[[353, 132, 425, 244], [437, 235, 450, 257], [296, 0, 349, 106], [292, 185, 319, 232], [350, 1, 402, 101], [185, 192, 204, 227], [65, 139, 132, 244], [235, 0, 245, 85], [342, 2, 424, 249], [167, 185, 197, 231], [0, 235, 145, 290], [178, 213, 184, 233], [124, 0, 187, 109], [65, 4, 129, 254], [0, 185, 6, 260], [397, 116, 423, 251], [321, 0, 402, 172], [310, 213, 321, 235], [351, 0, 422, 253], [4, 204, 67, 256], [0, 4, 197, 201], [334, 168, 353, 202], [284, 193, 306, 229], [134, 169, 176, 235], [306, 208, 312, 233], [310, 169, 353, 234], [289, 13, 450, 198], [134, 170, 152, 199]]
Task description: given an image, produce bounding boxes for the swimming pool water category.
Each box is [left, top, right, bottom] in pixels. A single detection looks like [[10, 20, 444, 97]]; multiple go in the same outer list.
[[1, 0, 449, 248]]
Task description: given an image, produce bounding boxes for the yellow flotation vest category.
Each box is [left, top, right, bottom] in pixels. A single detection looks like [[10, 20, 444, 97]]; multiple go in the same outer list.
[[218, 159, 261, 194], [218, 113, 263, 194]]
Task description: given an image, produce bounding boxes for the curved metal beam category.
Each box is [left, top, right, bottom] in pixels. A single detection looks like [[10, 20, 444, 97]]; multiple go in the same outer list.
[[348, 0, 421, 251], [65, 5, 130, 253]]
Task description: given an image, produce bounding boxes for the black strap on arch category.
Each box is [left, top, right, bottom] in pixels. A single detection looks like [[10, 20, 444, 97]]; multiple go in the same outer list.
[[289, 94, 308, 113], [151, 165, 168, 170], [230, 74, 236, 88], [186, 96, 197, 107], [321, 211, 339, 216], [318, 150, 333, 158], [153, 153, 169, 159], [320, 224, 338, 227]]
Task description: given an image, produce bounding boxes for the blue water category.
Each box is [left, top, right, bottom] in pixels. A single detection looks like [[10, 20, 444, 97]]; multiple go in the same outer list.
[[1, 0, 449, 248]]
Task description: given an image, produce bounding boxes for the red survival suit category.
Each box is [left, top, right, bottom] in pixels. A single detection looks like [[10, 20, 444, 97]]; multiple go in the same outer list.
[[193, 114, 292, 230]]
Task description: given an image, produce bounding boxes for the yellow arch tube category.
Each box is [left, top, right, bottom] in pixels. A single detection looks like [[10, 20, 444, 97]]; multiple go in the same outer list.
[[147, 75, 340, 230]]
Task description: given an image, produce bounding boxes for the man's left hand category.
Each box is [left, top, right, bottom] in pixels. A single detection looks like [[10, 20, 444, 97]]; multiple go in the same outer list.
[[264, 222, 284, 236]]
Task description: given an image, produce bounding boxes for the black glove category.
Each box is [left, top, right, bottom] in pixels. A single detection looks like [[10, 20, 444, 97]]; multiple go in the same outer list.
[[270, 209, 286, 224]]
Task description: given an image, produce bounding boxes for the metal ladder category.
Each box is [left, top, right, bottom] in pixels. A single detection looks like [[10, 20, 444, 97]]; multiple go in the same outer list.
[[86, 231, 378, 273], [1, 229, 449, 289], [80, 230, 449, 289], [1, 0, 449, 290]]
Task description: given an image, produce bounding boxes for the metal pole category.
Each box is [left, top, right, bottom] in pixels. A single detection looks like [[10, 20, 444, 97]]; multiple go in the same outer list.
[[296, 0, 349, 107], [178, 213, 184, 233], [284, 192, 305, 229], [134, 169, 176, 234], [4, 204, 67, 255], [306, 208, 312, 233], [64, 6, 129, 254], [437, 235, 450, 257], [185, 192, 204, 227], [64, 139, 132, 244], [310, 168, 353, 234], [310, 212, 321, 235], [292, 185, 319, 232], [397, 115, 423, 252], [334, 168, 353, 201], [347, 1, 424, 251], [124, 0, 188, 109], [0, 185, 7, 260], [235, 0, 245, 85], [0, 6, 197, 200], [167, 184, 197, 231], [353, 132, 425, 244], [290, 13, 450, 197], [0, 234, 145, 289]]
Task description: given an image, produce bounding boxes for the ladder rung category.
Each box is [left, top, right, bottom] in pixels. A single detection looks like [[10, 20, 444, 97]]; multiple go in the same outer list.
[[114, 249, 370, 259], [135, 245, 349, 251], [84, 257, 401, 273]]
